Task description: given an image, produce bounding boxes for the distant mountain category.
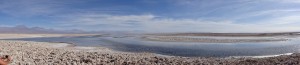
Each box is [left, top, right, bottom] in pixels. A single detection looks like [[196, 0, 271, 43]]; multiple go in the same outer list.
[[0, 25, 89, 34]]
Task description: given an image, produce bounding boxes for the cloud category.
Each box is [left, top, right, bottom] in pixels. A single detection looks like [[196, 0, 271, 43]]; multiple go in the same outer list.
[[0, 0, 58, 16], [269, 16, 300, 25], [1, 0, 299, 33], [58, 14, 300, 33], [60, 14, 155, 26], [232, 9, 300, 21], [255, 15, 300, 26], [107, 14, 155, 22], [0, 0, 87, 17], [272, 0, 300, 3], [141, 17, 300, 33]]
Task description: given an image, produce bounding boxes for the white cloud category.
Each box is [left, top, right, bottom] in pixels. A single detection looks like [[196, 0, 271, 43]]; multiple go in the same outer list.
[[61, 14, 155, 27], [107, 14, 155, 22], [59, 14, 300, 33], [232, 9, 300, 20], [252, 9, 300, 17], [0, 0, 85, 17], [255, 0, 300, 3], [1, 0, 299, 33], [276, 0, 300, 3], [0, 0, 58, 16], [255, 15, 300, 26], [271, 16, 300, 24], [141, 18, 300, 33]]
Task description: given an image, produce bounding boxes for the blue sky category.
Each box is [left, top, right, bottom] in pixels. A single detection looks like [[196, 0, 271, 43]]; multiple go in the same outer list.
[[1, 0, 300, 32]]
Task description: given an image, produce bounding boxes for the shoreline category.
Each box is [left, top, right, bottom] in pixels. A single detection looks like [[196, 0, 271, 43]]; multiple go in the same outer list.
[[229, 53, 294, 58], [14, 40, 294, 59], [0, 33, 300, 64], [1, 40, 300, 64]]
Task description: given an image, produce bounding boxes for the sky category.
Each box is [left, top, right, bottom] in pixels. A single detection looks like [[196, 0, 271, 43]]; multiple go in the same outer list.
[[0, 0, 300, 33]]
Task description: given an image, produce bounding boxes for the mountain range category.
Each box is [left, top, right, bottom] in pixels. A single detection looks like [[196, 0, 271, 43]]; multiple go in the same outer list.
[[0, 25, 89, 34]]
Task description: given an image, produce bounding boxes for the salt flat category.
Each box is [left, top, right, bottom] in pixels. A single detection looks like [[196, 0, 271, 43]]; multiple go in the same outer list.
[[0, 34, 299, 65]]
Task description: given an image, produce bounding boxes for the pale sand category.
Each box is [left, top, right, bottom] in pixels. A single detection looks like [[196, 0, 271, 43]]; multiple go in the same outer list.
[[0, 34, 299, 65]]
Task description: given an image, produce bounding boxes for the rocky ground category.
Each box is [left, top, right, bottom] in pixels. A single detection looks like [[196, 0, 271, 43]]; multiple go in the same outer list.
[[0, 40, 299, 65]]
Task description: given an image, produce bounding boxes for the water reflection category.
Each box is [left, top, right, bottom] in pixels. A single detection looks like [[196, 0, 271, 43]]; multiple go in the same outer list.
[[3, 35, 300, 57]]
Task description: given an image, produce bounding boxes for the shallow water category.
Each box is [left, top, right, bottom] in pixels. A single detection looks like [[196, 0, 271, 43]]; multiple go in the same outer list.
[[3, 35, 300, 57]]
